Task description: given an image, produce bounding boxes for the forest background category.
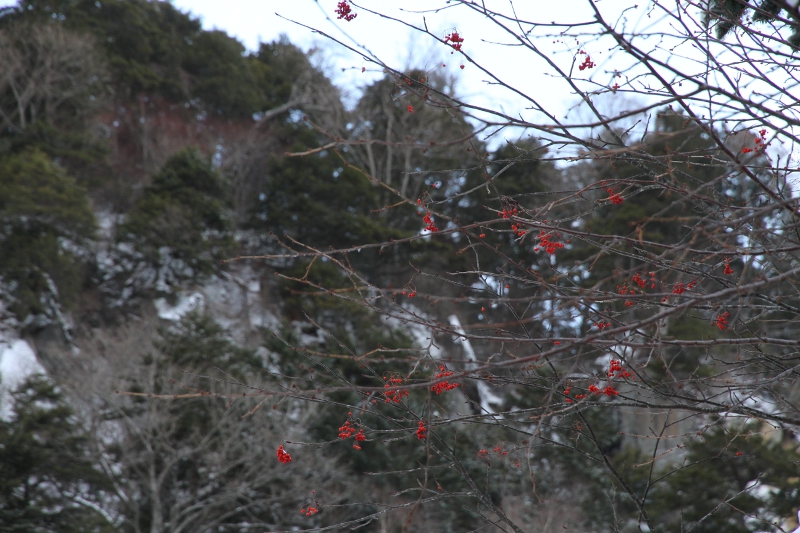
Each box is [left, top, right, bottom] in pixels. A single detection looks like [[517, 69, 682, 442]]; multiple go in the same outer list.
[[1, 1, 800, 533]]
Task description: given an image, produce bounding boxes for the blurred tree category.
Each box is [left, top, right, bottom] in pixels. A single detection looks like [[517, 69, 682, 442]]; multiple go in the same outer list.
[[649, 421, 800, 533], [106, 312, 361, 533], [0, 375, 115, 532], [114, 147, 233, 295], [0, 148, 95, 329]]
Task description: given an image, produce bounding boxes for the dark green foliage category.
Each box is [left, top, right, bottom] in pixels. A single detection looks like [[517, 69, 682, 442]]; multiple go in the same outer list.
[[0, 0, 265, 116], [649, 422, 800, 533], [182, 30, 263, 117], [251, 38, 317, 111], [0, 375, 113, 533], [0, 148, 95, 326], [1, 0, 198, 98], [707, 0, 800, 48], [117, 147, 233, 290], [752, 0, 782, 22], [252, 126, 406, 251], [710, 0, 750, 39], [276, 259, 415, 377], [156, 311, 263, 379]]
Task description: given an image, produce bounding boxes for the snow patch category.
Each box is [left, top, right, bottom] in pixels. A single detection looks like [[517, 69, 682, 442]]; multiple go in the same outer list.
[[154, 292, 205, 321], [448, 314, 503, 413], [0, 336, 47, 419]]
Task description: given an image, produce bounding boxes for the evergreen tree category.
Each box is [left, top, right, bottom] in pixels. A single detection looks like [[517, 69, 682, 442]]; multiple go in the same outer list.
[[115, 147, 233, 295], [0, 375, 115, 533], [0, 148, 95, 329]]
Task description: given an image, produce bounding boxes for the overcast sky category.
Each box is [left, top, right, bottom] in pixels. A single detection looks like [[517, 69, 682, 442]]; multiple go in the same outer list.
[[166, 0, 652, 144]]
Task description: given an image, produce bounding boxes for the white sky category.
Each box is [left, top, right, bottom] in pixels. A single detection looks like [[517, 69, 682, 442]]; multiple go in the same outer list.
[[170, 0, 635, 121]]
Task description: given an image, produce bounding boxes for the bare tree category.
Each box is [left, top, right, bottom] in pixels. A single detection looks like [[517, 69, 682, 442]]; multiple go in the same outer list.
[[0, 23, 107, 133]]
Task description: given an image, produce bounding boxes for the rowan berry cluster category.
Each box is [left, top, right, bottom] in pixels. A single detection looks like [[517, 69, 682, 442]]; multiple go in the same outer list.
[[586, 384, 619, 396], [384, 376, 408, 403], [444, 31, 464, 51], [534, 231, 565, 255], [422, 212, 439, 232], [334, 1, 356, 21], [577, 51, 595, 70], [566, 383, 619, 400], [715, 311, 730, 330], [498, 207, 518, 219], [617, 284, 638, 306], [497, 207, 527, 236], [431, 365, 459, 394], [300, 507, 318, 516], [632, 272, 656, 289], [276, 445, 292, 464], [608, 359, 632, 379], [594, 321, 612, 330], [741, 129, 767, 153], [416, 421, 427, 440], [607, 189, 624, 204], [724, 258, 734, 275]]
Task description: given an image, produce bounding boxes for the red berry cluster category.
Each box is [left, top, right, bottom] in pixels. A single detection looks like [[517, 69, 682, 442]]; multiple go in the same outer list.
[[578, 51, 595, 70], [741, 129, 767, 153], [444, 31, 464, 52], [534, 231, 565, 255], [594, 321, 612, 330], [384, 376, 409, 403], [335, 1, 357, 21], [617, 283, 638, 306], [632, 273, 646, 288], [724, 259, 734, 275], [498, 207, 518, 219], [407, 105, 414, 113], [493, 445, 508, 455], [423, 212, 439, 232], [338, 420, 356, 439], [566, 382, 619, 401], [498, 207, 527, 236], [300, 506, 318, 516], [608, 359, 632, 379], [276, 445, 292, 464], [585, 383, 619, 397], [431, 365, 459, 394], [416, 421, 427, 440], [715, 311, 730, 330], [339, 414, 366, 449], [607, 189, 624, 204]]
